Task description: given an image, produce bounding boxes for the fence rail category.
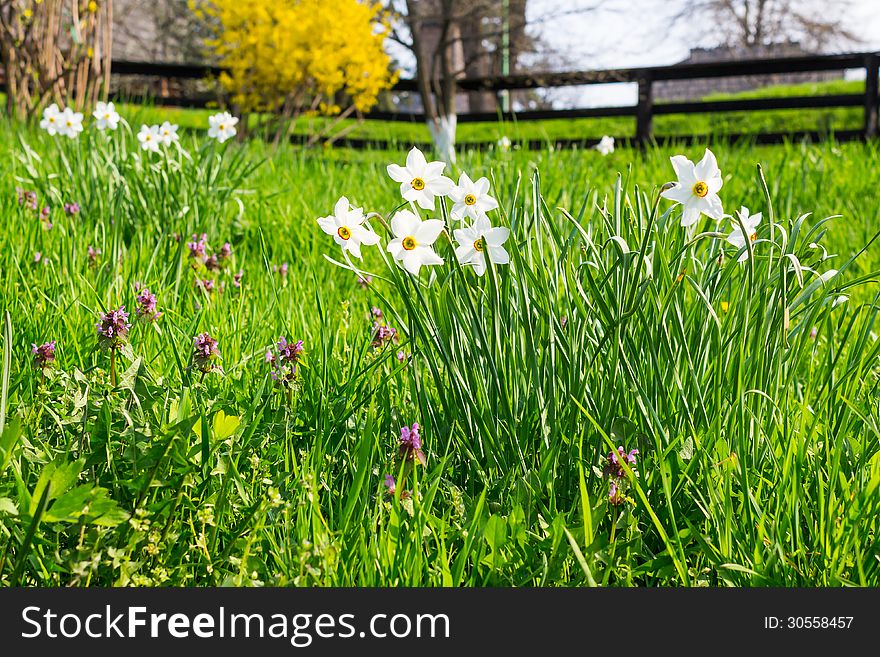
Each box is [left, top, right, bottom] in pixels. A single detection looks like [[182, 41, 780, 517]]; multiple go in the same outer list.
[[36, 51, 880, 148]]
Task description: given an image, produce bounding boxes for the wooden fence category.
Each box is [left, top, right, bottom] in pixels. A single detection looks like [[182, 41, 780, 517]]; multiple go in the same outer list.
[[70, 51, 880, 149]]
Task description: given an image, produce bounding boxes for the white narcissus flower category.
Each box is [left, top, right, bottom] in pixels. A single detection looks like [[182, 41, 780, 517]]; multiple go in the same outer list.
[[726, 206, 762, 262], [316, 196, 380, 259], [497, 136, 511, 152], [59, 107, 84, 139], [595, 135, 615, 155], [40, 104, 62, 135], [208, 111, 239, 143], [93, 101, 120, 130], [386, 147, 454, 210], [453, 214, 510, 276], [137, 124, 161, 152], [449, 172, 499, 221], [158, 121, 179, 146], [387, 209, 445, 275], [660, 148, 724, 227]]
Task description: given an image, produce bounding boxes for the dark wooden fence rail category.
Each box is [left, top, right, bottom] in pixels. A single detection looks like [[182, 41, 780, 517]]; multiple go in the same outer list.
[[81, 51, 880, 148]]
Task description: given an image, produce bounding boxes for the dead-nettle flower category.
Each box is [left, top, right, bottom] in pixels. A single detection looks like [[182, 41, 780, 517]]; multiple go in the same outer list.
[[87, 245, 101, 266], [371, 322, 398, 348], [809, 326, 818, 341], [371, 306, 383, 320], [31, 341, 57, 370], [17, 188, 37, 210], [64, 202, 80, 216], [196, 278, 216, 293], [96, 306, 131, 350], [396, 350, 410, 364], [603, 446, 639, 506], [33, 252, 43, 264], [204, 255, 221, 271], [383, 474, 411, 499], [560, 316, 568, 329], [233, 270, 244, 288], [266, 336, 304, 385], [192, 332, 221, 373], [219, 242, 232, 260], [136, 288, 162, 322], [40, 206, 52, 229], [357, 275, 372, 289], [399, 423, 426, 466], [274, 262, 289, 277], [187, 233, 208, 263]]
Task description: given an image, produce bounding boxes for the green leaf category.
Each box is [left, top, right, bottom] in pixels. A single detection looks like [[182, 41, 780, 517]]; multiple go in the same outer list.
[[0, 417, 23, 475], [212, 410, 241, 440], [484, 514, 508, 551], [0, 497, 18, 516]]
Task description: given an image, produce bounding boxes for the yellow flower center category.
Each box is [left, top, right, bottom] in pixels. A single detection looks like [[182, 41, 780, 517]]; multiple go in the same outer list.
[[337, 226, 351, 240], [473, 238, 485, 252], [411, 178, 425, 191], [219, 124, 225, 131], [464, 194, 477, 206], [104, 113, 111, 119], [402, 236, 417, 251], [749, 232, 757, 242], [692, 181, 709, 198]]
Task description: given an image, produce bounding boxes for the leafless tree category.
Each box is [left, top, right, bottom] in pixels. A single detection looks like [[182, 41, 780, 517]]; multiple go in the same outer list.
[[673, 0, 860, 51], [386, 0, 606, 161]]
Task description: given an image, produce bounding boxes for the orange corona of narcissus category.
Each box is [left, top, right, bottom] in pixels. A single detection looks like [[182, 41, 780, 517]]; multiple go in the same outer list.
[[195, 0, 397, 115]]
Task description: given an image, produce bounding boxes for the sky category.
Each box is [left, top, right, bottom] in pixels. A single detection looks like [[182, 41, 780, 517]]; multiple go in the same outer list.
[[524, 0, 880, 106]]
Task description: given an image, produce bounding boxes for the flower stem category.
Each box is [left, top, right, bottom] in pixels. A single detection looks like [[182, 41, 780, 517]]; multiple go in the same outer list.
[[110, 349, 117, 387]]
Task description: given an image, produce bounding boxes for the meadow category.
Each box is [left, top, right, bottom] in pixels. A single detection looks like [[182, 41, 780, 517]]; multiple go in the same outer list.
[[1, 115, 878, 587]]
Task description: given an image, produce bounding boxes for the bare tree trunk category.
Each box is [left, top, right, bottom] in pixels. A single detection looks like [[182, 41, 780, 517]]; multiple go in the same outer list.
[[406, 0, 459, 163]]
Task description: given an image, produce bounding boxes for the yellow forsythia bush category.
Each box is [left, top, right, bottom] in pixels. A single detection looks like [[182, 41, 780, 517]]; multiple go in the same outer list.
[[195, 0, 398, 115]]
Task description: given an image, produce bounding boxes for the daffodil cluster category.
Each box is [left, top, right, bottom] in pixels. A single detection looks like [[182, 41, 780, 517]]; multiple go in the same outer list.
[[660, 148, 765, 263], [40, 103, 237, 146], [317, 147, 511, 278]]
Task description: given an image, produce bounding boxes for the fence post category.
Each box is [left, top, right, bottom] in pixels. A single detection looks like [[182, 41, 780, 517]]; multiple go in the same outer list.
[[636, 74, 653, 147], [865, 54, 879, 140]]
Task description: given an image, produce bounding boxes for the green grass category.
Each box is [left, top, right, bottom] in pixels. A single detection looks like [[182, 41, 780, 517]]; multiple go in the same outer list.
[[1, 120, 879, 586], [117, 77, 869, 146]]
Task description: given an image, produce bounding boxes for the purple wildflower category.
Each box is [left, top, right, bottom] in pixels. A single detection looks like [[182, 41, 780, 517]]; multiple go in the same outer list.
[[197, 278, 216, 293], [219, 242, 232, 260], [602, 445, 639, 506], [192, 332, 221, 373], [40, 206, 52, 229], [31, 341, 57, 370], [136, 288, 162, 322], [87, 245, 101, 266], [187, 234, 208, 263], [357, 275, 372, 288], [608, 480, 625, 506], [560, 316, 568, 328], [33, 252, 42, 264], [371, 306, 383, 319], [233, 270, 244, 288], [274, 262, 289, 278], [64, 202, 80, 215], [17, 188, 37, 210], [96, 306, 131, 350], [371, 323, 398, 348], [267, 336, 304, 385], [809, 326, 818, 340], [399, 423, 426, 466], [204, 254, 220, 271], [384, 474, 396, 495], [396, 351, 407, 363]]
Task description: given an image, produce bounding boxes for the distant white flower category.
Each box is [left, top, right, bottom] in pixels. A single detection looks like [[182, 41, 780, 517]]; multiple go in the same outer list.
[[497, 136, 511, 152], [660, 148, 724, 227], [450, 173, 499, 222], [453, 214, 510, 276], [317, 196, 380, 259], [726, 206, 762, 262], [40, 104, 62, 135], [59, 107, 84, 139], [387, 209, 445, 275], [137, 124, 161, 153], [158, 121, 179, 147], [208, 111, 238, 143], [832, 295, 849, 309], [93, 101, 120, 130], [595, 135, 615, 155], [386, 147, 455, 210]]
